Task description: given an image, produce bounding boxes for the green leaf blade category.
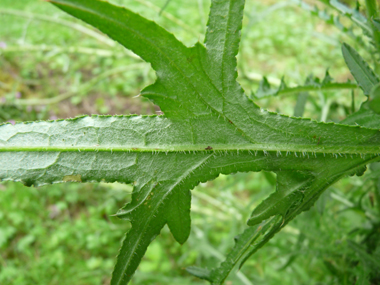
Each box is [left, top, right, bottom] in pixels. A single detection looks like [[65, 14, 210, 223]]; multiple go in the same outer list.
[[48, 0, 217, 120], [205, 0, 245, 88], [2, 116, 380, 284], [46, 1, 380, 154], [342, 43, 379, 95], [48, 0, 184, 70], [111, 212, 166, 285], [247, 171, 313, 226], [208, 153, 380, 284], [164, 188, 192, 244], [4, 0, 380, 283]]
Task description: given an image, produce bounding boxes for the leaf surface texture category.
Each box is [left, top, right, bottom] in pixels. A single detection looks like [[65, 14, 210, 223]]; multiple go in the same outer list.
[[1, 0, 380, 284]]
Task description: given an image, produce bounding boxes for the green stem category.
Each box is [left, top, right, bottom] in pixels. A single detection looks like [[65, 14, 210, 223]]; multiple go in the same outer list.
[[159, 0, 172, 15], [244, 73, 358, 98], [276, 84, 357, 97]]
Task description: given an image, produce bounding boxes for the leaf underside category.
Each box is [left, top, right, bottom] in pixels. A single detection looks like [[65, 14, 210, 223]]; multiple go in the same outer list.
[[1, 0, 380, 284]]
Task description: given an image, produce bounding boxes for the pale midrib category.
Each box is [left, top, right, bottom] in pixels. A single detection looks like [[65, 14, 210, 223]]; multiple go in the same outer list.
[[1, 145, 380, 155]]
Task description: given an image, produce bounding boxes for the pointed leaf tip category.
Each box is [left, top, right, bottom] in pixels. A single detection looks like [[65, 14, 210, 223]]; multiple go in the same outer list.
[[165, 188, 191, 244], [322, 69, 333, 84], [342, 43, 379, 96]]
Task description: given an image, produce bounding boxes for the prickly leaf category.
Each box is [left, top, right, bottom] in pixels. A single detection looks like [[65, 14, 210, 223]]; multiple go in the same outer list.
[[1, 0, 380, 284]]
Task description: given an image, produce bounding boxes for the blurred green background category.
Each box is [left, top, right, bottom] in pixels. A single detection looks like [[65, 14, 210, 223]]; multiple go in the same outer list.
[[1, 0, 379, 284]]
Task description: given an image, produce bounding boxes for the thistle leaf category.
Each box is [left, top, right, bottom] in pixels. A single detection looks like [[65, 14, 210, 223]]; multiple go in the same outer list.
[[1, 0, 380, 284], [342, 43, 379, 96]]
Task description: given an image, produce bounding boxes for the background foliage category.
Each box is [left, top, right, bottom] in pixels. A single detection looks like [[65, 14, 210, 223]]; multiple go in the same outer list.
[[0, 0, 379, 284]]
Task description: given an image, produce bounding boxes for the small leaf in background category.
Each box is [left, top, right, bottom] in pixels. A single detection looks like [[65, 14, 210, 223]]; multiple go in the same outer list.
[[293, 92, 309, 117], [186, 266, 212, 281], [369, 83, 380, 114], [342, 43, 379, 96], [348, 240, 380, 271], [315, 189, 329, 215], [372, 18, 380, 32], [255, 77, 276, 98]]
